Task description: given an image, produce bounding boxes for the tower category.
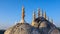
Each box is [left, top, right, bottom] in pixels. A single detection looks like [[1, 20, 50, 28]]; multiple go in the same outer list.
[[31, 11, 39, 28], [32, 11, 36, 26], [20, 6, 25, 23], [33, 11, 36, 21], [44, 11, 46, 19], [38, 8, 40, 17], [41, 9, 43, 17]]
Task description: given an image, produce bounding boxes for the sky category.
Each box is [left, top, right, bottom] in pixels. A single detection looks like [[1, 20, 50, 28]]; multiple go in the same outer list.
[[0, 0, 60, 29]]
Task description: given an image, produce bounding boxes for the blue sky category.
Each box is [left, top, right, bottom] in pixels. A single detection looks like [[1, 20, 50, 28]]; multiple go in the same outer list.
[[0, 0, 60, 29]]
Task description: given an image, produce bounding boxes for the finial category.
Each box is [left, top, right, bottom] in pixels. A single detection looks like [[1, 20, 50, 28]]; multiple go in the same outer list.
[[22, 6, 25, 19], [21, 6, 25, 23], [33, 11, 36, 21], [38, 8, 40, 17], [41, 9, 43, 17], [44, 11, 46, 19]]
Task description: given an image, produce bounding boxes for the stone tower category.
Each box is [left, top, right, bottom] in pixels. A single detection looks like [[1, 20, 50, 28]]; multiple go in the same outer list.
[[38, 8, 40, 17], [44, 11, 46, 19], [31, 11, 39, 28], [20, 6, 25, 23], [31, 11, 36, 26]]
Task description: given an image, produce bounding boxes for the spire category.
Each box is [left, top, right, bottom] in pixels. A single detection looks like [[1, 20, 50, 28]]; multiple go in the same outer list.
[[44, 11, 46, 19], [31, 11, 36, 26], [33, 11, 36, 21], [20, 6, 25, 23], [38, 8, 40, 17], [41, 9, 43, 17], [22, 6, 25, 19]]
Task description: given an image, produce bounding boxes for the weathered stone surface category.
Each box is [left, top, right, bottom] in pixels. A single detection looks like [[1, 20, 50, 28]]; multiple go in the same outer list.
[[4, 27, 13, 34], [4, 23, 41, 34], [48, 28, 60, 34], [4, 17, 60, 34]]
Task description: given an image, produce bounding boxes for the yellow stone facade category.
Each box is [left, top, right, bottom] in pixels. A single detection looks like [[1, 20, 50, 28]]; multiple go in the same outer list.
[[32, 21, 39, 28]]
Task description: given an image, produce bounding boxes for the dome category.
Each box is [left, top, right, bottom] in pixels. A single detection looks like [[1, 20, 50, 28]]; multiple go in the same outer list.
[[4, 23, 41, 34], [4, 23, 32, 34], [39, 21, 47, 28], [4, 6, 59, 34], [4, 27, 13, 34], [48, 28, 60, 34], [4, 6, 41, 34]]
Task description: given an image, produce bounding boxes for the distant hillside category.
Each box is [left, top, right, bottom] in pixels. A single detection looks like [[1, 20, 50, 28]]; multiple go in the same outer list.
[[0, 30, 5, 34]]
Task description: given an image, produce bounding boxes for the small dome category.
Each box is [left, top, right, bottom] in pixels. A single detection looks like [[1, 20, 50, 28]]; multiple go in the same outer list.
[[4, 23, 32, 34], [39, 21, 47, 28]]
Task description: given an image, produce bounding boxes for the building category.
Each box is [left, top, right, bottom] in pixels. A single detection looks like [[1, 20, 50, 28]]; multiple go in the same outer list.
[[4, 6, 60, 34]]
